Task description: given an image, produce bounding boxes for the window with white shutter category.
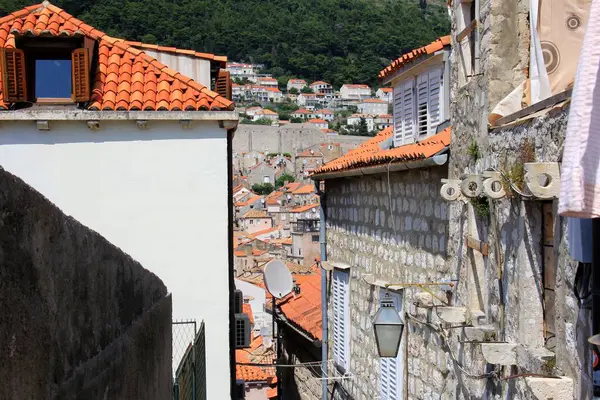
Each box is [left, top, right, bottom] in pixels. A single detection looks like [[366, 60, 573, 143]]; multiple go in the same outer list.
[[332, 269, 350, 372], [428, 67, 442, 135], [392, 84, 403, 145], [401, 80, 415, 145], [416, 74, 429, 140], [379, 289, 405, 400]]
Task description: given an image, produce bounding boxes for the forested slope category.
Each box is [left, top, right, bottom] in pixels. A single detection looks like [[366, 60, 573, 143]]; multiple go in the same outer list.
[[0, 0, 450, 86]]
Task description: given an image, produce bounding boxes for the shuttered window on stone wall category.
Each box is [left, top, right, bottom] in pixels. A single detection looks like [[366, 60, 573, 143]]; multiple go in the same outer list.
[[71, 48, 90, 102], [332, 268, 350, 372], [400, 79, 415, 145], [215, 69, 232, 100], [379, 289, 404, 400], [2, 48, 27, 102]]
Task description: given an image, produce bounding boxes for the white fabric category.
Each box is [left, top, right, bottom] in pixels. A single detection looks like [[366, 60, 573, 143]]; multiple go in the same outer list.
[[529, 0, 552, 104], [559, 0, 600, 218]]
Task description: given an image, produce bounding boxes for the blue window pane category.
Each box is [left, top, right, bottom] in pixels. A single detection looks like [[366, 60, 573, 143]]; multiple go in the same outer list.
[[36, 59, 72, 98]]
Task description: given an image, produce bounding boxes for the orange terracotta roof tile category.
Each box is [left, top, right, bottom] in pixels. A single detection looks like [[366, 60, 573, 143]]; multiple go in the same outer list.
[[310, 81, 329, 86], [236, 364, 270, 382], [290, 203, 319, 213], [309, 118, 327, 123], [267, 387, 278, 399], [292, 184, 315, 195], [313, 126, 451, 175], [379, 36, 451, 81], [251, 225, 282, 238], [363, 98, 386, 103], [0, 2, 233, 112], [342, 84, 370, 89], [235, 195, 263, 207], [234, 250, 247, 257], [243, 303, 254, 325], [241, 209, 270, 219], [277, 274, 322, 339], [378, 87, 393, 92], [297, 148, 323, 157], [124, 41, 227, 64]]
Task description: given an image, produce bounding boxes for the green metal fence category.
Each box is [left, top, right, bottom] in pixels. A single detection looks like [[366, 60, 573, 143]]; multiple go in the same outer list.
[[172, 320, 206, 400]]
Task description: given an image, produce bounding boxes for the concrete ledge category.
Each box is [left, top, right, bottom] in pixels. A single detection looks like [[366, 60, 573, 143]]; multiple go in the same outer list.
[[481, 343, 517, 365], [525, 377, 573, 400], [463, 325, 495, 342], [0, 109, 239, 121], [437, 307, 467, 324]]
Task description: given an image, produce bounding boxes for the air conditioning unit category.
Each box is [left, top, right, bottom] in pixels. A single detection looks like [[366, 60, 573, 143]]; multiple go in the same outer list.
[[235, 313, 251, 348], [234, 289, 244, 314]]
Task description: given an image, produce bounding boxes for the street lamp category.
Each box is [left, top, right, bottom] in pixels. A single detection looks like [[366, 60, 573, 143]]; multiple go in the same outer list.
[[373, 292, 404, 358]]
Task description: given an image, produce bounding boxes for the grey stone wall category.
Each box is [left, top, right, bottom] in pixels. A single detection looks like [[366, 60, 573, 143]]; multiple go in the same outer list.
[[233, 123, 367, 155], [0, 167, 172, 400], [280, 325, 322, 400], [324, 167, 450, 399]]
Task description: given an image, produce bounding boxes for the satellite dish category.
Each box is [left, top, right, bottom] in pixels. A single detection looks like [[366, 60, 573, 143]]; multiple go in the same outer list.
[[263, 259, 293, 299]]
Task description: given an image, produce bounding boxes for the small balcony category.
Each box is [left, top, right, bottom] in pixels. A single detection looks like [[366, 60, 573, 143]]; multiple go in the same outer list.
[[292, 219, 320, 233]]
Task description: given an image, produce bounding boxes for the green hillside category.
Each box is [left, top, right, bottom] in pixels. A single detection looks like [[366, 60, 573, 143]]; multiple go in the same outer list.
[[0, 0, 450, 87]]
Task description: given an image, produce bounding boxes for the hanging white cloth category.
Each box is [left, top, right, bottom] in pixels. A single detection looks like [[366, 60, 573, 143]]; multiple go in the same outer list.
[[529, 0, 552, 104], [559, 0, 600, 218]]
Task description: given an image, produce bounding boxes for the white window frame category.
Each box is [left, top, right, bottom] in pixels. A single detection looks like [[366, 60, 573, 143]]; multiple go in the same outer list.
[[379, 288, 405, 400], [332, 268, 351, 372]]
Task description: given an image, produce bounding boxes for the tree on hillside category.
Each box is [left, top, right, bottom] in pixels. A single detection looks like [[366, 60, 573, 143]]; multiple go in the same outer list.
[[289, 87, 299, 95], [301, 86, 314, 94], [252, 183, 274, 195], [276, 173, 295, 189]]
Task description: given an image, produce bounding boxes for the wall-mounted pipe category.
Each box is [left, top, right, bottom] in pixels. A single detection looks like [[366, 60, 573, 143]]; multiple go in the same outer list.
[[315, 180, 329, 400]]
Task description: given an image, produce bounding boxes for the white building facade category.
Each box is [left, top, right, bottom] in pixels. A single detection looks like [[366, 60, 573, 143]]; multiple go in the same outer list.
[[358, 99, 388, 115], [339, 84, 371, 100]]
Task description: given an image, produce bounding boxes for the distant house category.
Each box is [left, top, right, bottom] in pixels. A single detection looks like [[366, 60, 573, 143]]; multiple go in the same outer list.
[[358, 98, 388, 115], [291, 108, 316, 120], [248, 162, 276, 186], [347, 114, 375, 131], [242, 150, 265, 172], [308, 119, 329, 130], [316, 109, 334, 121], [297, 93, 319, 109], [374, 114, 393, 130], [295, 148, 324, 181], [239, 210, 273, 234], [226, 62, 260, 80], [253, 109, 279, 123], [245, 106, 263, 118], [235, 194, 265, 218], [232, 83, 244, 102], [340, 84, 371, 100], [309, 81, 334, 94], [256, 77, 279, 87], [376, 87, 393, 102], [290, 203, 321, 266], [287, 79, 307, 92]]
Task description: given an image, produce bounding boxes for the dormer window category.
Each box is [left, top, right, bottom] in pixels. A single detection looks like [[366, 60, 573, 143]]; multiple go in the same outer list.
[[2, 37, 91, 106]]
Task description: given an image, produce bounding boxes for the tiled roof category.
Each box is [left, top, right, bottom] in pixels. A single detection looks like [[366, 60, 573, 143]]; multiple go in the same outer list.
[[294, 108, 312, 114], [363, 98, 386, 103], [289, 79, 306, 83], [278, 274, 322, 340], [309, 118, 327, 123], [310, 81, 328, 86], [234, 250, 246, 257], [235, 195, 263, 207], [379, 35, 451, 81], [243, 303, 254, 324], [378, 87, 393, 92], [241, 209, 270, 219], [0, 2, 233, 111], [342, 84, 370, 89], [313, 126, 451, 175], [284, 182, 303, 192], [267, 387, 278, 399], [251, 225, 282, 238], [123, 41, 227, 64], [258, 109, 278, 115], [297, 148, 323, 157], [290, 203, 319, 213], [292, 184, 315, 195]]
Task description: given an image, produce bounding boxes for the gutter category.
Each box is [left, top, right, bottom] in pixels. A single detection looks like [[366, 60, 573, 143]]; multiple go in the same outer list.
[[315, 180, 329, 400], [311, 152, 449, 181]]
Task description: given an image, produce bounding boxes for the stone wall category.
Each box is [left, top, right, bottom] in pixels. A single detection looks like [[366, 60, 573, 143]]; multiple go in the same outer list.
[[280, 325, 322, 400], [233, 123, 367, 155], [0, 167, 172, 400], [324, 166, 450, 399]]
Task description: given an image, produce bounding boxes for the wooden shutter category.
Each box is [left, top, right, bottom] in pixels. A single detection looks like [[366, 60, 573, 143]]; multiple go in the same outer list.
[[416, 73, 429, 140], [401, 80, 415, 145], [2, 48, 27, 102], [332, 269, 350, 371], [72, 48, 90, 102], [392, 84, 403, 146], [428, 67, 442, 135], [379, 289, 404, 400], [215, 69, 232, 100]]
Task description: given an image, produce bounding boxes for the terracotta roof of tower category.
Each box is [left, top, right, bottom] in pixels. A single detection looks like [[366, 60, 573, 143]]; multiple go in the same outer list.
[[0, 2, 233, 111], [313, 126, 451, 176], [379, 36, 451, 81]]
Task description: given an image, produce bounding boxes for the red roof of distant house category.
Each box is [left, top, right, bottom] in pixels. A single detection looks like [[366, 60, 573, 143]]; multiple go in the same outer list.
[[289, 79, 306, 84], [243, 303, 254, 324], [277, 274, 322, 339], [292, 184, 315, 195], [309, 118, 327, 123], [294, 108, 312, 114], [0, 3, 233, 111], [363, 98, 386, 103], [313, 126, 451, 175], [251, 225, 281, 238], [342, 84, 370, 89], [379, 36, 451, 80], [297, 148, 323, 157], [310, 81, 329, 86], [378, 87, 393, 92]]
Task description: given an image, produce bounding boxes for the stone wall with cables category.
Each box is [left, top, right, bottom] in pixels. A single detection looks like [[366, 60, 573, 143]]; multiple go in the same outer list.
[[323, 165, 451, 399]]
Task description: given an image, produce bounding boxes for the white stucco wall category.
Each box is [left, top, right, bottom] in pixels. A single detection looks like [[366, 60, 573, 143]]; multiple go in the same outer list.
[[144, 50, 212, 87], [0, 120, 230, 399]]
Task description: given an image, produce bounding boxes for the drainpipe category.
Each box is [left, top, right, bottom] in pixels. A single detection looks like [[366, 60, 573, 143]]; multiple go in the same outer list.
[[315, 179, 328, 400], [593, 219, 600, 396]]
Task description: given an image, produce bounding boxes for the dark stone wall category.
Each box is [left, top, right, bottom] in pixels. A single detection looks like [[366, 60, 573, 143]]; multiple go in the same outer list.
[[0, 167, 172, 400]]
